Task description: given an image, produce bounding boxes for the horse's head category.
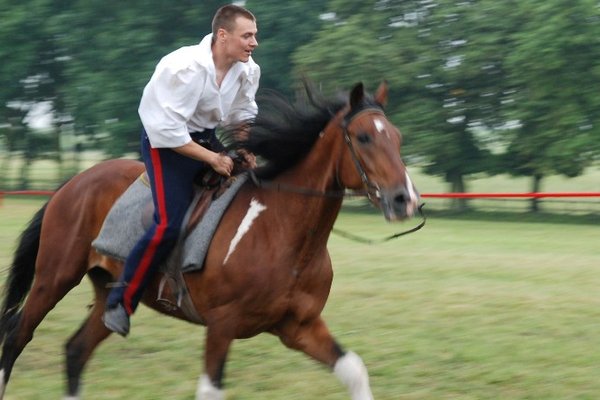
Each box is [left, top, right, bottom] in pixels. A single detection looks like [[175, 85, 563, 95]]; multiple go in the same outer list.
[[235, 80, 420, 222], [332, 82, 419, 221]]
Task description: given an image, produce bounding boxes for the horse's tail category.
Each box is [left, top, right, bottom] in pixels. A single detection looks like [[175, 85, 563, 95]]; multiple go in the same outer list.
[[0, 203, 47, 343]]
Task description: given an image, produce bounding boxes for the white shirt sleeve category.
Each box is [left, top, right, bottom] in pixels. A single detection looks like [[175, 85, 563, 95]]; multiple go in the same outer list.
[[224, 64, 261, 126], [138, 60, 207, 149]]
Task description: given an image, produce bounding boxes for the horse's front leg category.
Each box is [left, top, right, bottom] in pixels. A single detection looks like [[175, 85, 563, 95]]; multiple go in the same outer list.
[[274, 316, 374, 400], [196, 326, 232, 400]]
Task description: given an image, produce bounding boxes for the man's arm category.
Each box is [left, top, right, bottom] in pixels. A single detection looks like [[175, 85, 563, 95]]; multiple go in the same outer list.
[[173, 141, 233, 177]]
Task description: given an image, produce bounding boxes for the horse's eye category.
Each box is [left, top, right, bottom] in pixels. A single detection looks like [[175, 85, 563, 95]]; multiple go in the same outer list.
[[356, 133, 371, 144]]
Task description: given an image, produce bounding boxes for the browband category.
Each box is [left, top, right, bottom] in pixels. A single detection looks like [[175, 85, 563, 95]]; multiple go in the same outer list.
[[342, 105, 385, 126]]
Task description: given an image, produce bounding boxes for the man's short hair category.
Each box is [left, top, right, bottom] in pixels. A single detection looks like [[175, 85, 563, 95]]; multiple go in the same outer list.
[[212, 4, 256, 36]]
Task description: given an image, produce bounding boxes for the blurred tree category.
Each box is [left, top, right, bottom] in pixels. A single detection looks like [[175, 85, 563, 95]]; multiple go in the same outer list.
[[0, 0, 67, 188], [293, 0, 511, 209], [52, 0, 224, 157], [245, 0, 328, 96], [500, 0, 600, 211], [391, 1, 510, 210], [293, 0, 600, 211], [1, 0, 232, 163], [2, 0, 599, 200]]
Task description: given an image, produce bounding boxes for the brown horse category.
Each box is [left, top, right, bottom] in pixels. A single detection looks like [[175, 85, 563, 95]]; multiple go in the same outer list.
[[0, 82, 419, 400]]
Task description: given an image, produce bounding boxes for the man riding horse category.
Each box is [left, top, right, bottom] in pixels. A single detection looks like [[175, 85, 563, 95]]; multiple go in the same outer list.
[[103, 4, 260, 337]]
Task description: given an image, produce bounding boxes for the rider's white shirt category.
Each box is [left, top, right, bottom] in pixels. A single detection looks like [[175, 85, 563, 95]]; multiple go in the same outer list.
[[138, 33, 260, 148]]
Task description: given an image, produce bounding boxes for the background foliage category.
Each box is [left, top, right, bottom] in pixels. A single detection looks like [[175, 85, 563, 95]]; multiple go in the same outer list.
[[1, 0, 599, 208]]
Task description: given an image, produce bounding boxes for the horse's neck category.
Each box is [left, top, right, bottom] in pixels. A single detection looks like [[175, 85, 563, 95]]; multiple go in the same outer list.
[[272, 130, 345, 236], [284, 128, 343, 194]]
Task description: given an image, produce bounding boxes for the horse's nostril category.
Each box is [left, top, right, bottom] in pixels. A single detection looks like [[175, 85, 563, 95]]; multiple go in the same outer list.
[[394, 193, 406, 205]]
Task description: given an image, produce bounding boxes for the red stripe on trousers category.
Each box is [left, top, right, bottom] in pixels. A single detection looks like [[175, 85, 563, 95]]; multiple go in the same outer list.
[[123, 148, 169, 315]]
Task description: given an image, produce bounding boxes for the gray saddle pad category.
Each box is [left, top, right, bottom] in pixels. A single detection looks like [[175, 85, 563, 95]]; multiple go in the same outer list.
[[92, 172, 248, 272]]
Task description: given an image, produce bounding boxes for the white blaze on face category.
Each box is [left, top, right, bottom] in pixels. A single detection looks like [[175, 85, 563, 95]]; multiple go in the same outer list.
[[405, 170, 418, 216], [224, 198, 266, 264], [374, 118, 390, 139]]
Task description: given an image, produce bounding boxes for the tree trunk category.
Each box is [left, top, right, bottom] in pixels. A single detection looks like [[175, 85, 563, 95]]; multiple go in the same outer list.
[[2, 117, 23, 189], [18, 129, 33, 190], [529, 173, 543, 212], [448, 171, 469, 212], [0, 136, 9, 189], [53, 126, 65, 183]]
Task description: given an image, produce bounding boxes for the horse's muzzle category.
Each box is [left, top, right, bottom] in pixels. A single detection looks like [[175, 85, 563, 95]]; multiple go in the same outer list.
[[379, 185, 420, 222]]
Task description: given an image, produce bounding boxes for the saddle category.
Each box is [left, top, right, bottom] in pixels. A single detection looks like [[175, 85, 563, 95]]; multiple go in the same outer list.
[[153, 170, 247, 322], [92, 156, 249, 323], [139, 168, 233, 236]]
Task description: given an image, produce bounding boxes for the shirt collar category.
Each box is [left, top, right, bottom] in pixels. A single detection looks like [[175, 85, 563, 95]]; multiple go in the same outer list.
[[197, 33, 251, 78]]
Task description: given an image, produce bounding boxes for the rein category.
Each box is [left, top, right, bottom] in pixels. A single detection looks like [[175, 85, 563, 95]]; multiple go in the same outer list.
[[331, 203, 426, 244], [249, 169, 426, 242], [248, 170, 346, 198]]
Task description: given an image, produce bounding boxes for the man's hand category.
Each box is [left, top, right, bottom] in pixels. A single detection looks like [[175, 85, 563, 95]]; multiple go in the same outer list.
[[210, 152, 234, 177], [237, 149, 257, 169]]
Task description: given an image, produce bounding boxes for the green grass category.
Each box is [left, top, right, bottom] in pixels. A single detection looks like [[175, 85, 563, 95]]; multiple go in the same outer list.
[[0, 198, 599, 399]]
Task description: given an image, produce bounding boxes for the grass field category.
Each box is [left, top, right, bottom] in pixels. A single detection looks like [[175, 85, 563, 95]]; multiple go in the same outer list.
[[0, 197, 599, 399]]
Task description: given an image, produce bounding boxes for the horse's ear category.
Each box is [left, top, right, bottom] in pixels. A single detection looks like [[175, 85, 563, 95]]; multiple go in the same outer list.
[[374, 80, 389, 107], [349, 82, 365, 109]]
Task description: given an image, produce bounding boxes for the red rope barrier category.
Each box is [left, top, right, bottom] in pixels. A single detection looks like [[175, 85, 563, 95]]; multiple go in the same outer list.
[[1, 191, 599, 199], [421, 192, 600, 199], [1, 190, 599, 209]]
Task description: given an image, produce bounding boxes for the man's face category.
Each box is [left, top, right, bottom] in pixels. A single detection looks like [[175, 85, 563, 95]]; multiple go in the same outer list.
[[223, 16, 258, 63]]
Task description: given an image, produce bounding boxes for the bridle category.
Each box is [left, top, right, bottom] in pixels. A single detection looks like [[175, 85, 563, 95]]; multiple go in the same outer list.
[[248, 106, 426, 242], [248, 106, 384, 199], [340, 106, 386, 201]]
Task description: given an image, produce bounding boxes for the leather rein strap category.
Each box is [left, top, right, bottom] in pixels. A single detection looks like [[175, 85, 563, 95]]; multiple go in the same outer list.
[[331, 203, 426, 244]]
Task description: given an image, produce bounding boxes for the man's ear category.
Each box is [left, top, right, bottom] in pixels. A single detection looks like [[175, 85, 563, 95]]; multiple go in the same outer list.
[[217, 27, 228, 42]]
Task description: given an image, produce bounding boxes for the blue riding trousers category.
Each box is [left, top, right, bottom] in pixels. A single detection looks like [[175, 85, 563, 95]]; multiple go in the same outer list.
[[106, 128, 222, 315]]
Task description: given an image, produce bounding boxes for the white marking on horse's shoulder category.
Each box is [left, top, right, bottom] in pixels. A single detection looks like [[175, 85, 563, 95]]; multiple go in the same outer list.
[[223, 198, 266, 265]]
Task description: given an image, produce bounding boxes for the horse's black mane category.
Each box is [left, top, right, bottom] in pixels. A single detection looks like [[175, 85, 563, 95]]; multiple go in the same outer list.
[[223, 84, 347, 179]]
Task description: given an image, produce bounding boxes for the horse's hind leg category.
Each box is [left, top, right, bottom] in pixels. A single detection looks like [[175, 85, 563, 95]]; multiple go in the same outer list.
[[64, 267, 114, 399], [274, 316, 374, 400], [0, 279, 82, 398], [0, 252, 89, 397]]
